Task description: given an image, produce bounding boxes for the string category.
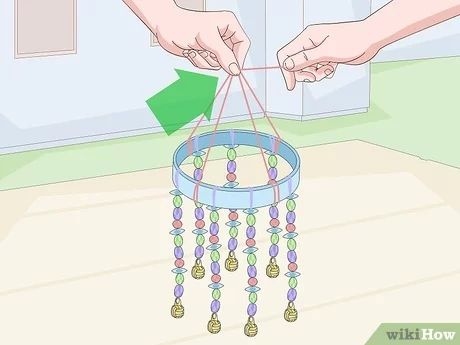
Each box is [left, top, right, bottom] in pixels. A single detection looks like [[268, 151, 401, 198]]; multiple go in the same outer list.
[[242, 66, 280, 71]]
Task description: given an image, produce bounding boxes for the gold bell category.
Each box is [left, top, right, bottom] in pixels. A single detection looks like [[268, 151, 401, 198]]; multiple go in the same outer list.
[[207, 313, 221, 334], [191, 259, 205, 280], [225, 251, 239, 272], [244, 316, 258, 337], [171, 298, 184, 319], [266, 257, 280, 278], [284, 302, 298, 322]]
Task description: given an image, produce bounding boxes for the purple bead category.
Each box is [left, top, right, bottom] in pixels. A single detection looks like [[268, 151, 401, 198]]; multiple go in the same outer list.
[[287, 250, 297, 263], [287, 288, 297, 302], [173, 207, 183, 220], [228, 238, 238, 251], [211, 262, 220, 274], [286, 211, 296, 224], [247, 303, 257, 316], [268, 167, 278, 180], [174, 246, 184, 259], [227, 160, 237, 174], [174, 284, 184, 298], [211, 300, 221, 313], [209, 222, 219, 235], [269, 244, 279, 257], [247, 265, 257, 278], [194, 169, 203, 181], [269, 206, 279, 219], [246, 226, 256, 239], [195, 245, 204, 259], [195, 207, 204, 220]]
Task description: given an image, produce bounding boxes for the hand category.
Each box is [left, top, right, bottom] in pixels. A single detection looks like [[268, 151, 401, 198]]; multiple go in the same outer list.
[[277, 21, 379, 90], [153, 7, 250, 75]]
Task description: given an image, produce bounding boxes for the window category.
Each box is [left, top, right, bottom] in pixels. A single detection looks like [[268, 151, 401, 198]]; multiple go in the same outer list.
[[15, 0, 77, 58], [151, 0, 205, 47]]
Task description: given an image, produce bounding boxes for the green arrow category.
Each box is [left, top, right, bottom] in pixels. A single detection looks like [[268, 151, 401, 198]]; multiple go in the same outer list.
[[146, 69, 219, 135]]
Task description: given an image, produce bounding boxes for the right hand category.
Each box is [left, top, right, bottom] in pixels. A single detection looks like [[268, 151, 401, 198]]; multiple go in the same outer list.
[[277, 21, 380, 90]]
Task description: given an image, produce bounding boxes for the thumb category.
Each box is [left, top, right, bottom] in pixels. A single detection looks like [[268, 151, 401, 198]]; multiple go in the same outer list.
[[198, 36, 241, 76], [283, 46, 330, 72]]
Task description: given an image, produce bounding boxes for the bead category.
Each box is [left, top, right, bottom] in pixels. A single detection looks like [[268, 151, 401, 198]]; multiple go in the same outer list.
[[193, 168, 203, 181], [173, 195, 183, 208], [269, 244, 279, 257], [247, 265, 257, 278], [207, 313, 221, 334], [174, 235, 183, 247], [173, 207, 183, 220], [174, 247, 184, 259], [287, 239, 297, 251], [286, 223, 296, 232], [287, 250, 297, 263], [211, 262, 220, 274], [284, 302, 298, 322], [286, 211, 296, 224], [212, 289, 221, 300], [244, 317, 258, 337], [175, 273, 184, 285], [247, 253, 257, 265], [289, 277, 298, 289], [287, 288, 297, 302], [286, 199, 296, 211], [211, 300, 221, 313], [246, 214, 256, 226], [268, 179, 277, 186], [226, 173, 237, 182], [270, 218, 280, 228], [172, 220, 182, 229], [271, 233, 280, 244], [174, 284, 184, 298], [249, 292, 258, 303], [268, 167, 278, 180], [196, 234, 205, 246], [194, 201, 203, 208], [229, 226, 238, 237], [248, 277, 258, 286], [288, 262, 298, 272], [228, 212, 238, 221], [246, 226, 256, 238], [269, 206, 279, 219], [211, 274, 221, 283], [175, 259, 184, 268], [195, 207, 204, 220], [193, 156, 204, 169], [246, 238, 256, 247], [171, 298, 184, 319], [191, 259, 205, 279], [209, 222, 219, 235], [195, 219, 205, 229], [268, 155, 278, 168], [225, 251, 239, 272], [227, 148, 237, 161], [247, 303, 257, 316], [195, 245, 204, 259], [211, 250, 220, 262], [210, 235, 219, 244], [227, 160, 237, 173], [228, 238, 238, 251], [210, 211, 219, 223]]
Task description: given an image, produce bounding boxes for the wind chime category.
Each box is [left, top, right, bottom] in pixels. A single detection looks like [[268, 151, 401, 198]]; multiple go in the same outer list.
[[168, 73, 301, 337]]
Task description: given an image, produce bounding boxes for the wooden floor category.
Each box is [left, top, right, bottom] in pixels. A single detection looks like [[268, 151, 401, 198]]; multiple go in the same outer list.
[[1, 141, 459, 345]]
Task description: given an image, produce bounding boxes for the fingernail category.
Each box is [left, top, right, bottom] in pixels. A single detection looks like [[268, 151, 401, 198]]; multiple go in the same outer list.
[[303, 78, 312, 82], [189, 51, 197, 58], [284, 58, 295, 70], [229, 63, 240, 76], [325, 68, 333, 76]]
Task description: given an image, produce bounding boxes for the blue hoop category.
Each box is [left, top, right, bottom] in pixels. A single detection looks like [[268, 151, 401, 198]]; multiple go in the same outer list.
[[172, 130, 300, 209]]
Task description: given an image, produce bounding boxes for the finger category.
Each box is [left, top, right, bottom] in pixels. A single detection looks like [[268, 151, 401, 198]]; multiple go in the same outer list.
[[313, 64, 336, 81], [283, 46, 331, 72], [277, 48, 296, 91], [188, 50, 220, 70], [183, 50, 198, 68], [295, 70, 316, 82], [218, 12, 251, 68], [198, 51, 221, 69], [197, 34, 241, 76], [326, 62, 338, 79]]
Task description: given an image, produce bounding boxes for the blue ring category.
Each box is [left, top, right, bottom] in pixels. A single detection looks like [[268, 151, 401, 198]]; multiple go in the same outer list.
[[172, 130, 300, 210]]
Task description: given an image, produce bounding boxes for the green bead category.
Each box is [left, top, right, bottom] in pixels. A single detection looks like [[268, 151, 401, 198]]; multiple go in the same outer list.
[[174, 235, 183, 247], [173, 195, 183, 208], [247, 253, 257, 265], [193, 156, 204, 169], [286, 199, 296, 212], [229, 226, 238, 238], [289, 277, 298, 289], [287, 239, 297, 251], [210, 211, 219, 223], [268, 155, 278, 168], [212, 289, 221, 300], [246, 214, 256, 226], [249, 292, 258, 303], [211, 250, 220, 262], [227, 148, 237, 161], [194, 201, 203, 208], [271, 233, 279, 245], [196, 234, 205, 246], [175, 273, 185, 285]]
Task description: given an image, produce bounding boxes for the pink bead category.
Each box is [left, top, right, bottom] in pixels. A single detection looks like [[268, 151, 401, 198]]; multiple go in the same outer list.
[[286, 224, 296, 232], [246, 238, 256, 247], [270, 218, 280, 227], [195, 220, 205, 229], [210, 235, 219, 244], [172, 220, 183, 229], [229, 212, 238, 221], [175, 259, 184, 268], [212, 274, 221, 283], [227, 173, 237, 182], [288, 263, 298, 272], [248, 277, 258, 286]]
